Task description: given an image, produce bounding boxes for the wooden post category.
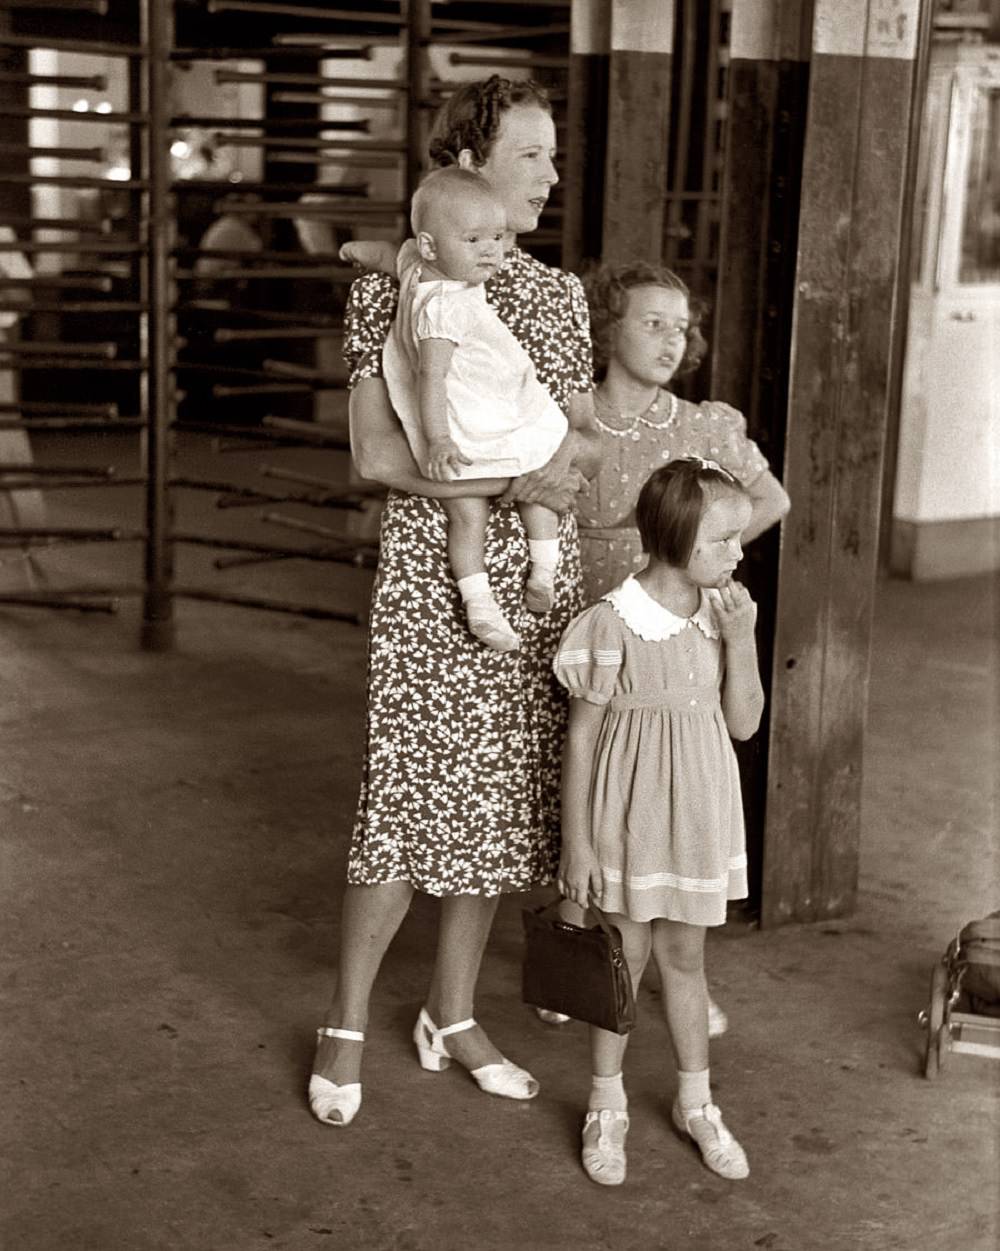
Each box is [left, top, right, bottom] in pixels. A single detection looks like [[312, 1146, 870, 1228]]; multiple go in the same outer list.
[[760, 0, 928, 926], [563, 0, 610, 271], [601, 0, 674, 263], [712, 0, 811, 907]]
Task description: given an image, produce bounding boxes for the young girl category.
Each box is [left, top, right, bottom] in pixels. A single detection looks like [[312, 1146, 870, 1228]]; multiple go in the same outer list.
[[554, 457, 764, 1186], [537, 261, 789, 1035], [341, 165, 569, 653]]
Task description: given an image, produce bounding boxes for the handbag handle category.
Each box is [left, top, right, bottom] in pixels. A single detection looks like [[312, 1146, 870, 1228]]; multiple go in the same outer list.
[[540, 897, 619, 943]]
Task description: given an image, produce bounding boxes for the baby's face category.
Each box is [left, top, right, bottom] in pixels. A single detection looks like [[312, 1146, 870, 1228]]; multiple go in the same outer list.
[[424, 196, 507, 285]]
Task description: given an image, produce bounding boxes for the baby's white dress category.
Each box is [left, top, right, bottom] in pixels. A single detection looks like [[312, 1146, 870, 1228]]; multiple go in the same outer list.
[[553, 575, 749, 926], [383, 242, 568, 479]]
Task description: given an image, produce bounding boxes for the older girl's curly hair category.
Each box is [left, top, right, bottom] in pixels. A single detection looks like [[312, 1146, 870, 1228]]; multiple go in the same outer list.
[[428, 75, 551, 168], [583, 261, 709, 378]]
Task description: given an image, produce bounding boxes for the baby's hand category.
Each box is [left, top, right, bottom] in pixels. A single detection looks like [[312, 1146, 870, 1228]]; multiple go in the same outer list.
[[713, 579, 757, 645], [426, 436, 472, 482]]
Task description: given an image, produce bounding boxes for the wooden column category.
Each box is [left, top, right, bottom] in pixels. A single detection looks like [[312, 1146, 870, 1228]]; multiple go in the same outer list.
[[563, 0, 610, 271], [601, 0, 674, 263], [712, 0, 811, 907], [760, 0, 928, 926]]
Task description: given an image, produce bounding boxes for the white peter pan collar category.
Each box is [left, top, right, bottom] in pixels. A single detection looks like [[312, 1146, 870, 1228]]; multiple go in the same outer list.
[[603, 575, 720, 642]]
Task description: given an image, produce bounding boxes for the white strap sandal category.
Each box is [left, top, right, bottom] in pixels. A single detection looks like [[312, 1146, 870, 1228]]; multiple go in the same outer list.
[[581, 1109, 629, 1186], [413, 1007, 539, 1100], [308, 1027, 364, 1127], [672, 1100, 749, 1179]]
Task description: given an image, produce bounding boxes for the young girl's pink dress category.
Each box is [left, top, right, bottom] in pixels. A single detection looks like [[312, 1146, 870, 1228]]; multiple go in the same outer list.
[[553, 575, 748, 926]]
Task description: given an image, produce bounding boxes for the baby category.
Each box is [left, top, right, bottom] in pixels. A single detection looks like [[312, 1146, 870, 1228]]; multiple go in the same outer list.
[[341, 166, 568, 652]]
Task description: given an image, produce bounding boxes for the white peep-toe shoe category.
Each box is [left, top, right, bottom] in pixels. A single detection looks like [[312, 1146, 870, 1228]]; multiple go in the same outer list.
[[308, 1027, 364, 1127], [413, 1007, 539, 1100]]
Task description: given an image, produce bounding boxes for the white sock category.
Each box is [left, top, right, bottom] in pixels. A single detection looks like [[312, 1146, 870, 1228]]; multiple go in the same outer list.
[[677, 1068, 711, 1112], [589, 1072, 627, 1113], [457, 572, 490, 602], [527, 538, 559, 573]]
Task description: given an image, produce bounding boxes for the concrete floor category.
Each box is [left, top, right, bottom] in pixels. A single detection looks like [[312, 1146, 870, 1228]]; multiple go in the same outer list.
[[1, 441, 998, 1250]]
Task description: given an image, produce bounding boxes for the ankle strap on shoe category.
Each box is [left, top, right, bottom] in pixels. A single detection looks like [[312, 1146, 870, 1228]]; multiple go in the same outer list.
[[316, 1026, 364, 1042], [435, 1017, 476, 1038]]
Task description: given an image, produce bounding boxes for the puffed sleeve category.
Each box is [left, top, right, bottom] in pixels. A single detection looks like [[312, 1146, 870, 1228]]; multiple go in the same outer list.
[[552, 604, 623, 705], [697, 401, 769, 485], [413, 283, 479, 345], [342, 271, 399, 388], [564, 271, 595, 396]]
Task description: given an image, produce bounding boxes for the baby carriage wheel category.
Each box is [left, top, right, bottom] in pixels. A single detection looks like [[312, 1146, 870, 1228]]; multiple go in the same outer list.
[[923, 959, 950, 1079]]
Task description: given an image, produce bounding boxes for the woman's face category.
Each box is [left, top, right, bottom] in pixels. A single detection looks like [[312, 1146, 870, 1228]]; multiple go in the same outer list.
[[463, 105, 558, 236], [609, 285, 691, 388]]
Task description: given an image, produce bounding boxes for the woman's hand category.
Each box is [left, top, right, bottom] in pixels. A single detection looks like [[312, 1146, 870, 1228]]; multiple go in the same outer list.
[[557, 842, 603, 909], [714, 579, 758, 646], [500, 453, 588, 512]]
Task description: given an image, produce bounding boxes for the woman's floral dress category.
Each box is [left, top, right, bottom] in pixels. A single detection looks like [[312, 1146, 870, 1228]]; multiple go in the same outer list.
[[576, 393, 770, 604], [344, 248, 593, 896]]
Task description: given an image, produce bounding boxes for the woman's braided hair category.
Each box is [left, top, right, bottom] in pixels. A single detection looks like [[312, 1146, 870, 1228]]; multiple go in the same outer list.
[[583, 260, 709, 379], [428, 74, 552, 168]]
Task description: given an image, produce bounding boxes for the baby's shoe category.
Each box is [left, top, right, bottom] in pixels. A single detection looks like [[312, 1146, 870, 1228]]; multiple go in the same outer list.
[[465, 595, 519, 652], [671, 1099, 749, 1179], [524, 568, 555, 614], [581, 1109, 629, 1186]]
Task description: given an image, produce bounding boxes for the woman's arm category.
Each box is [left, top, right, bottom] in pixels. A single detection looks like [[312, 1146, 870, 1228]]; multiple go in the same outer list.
[[500, 389, 599, 513], [350, 376, 506, 499], [557, 697, 605, 907], [339, 239, 399, 275], [743, 469, 791, 544]]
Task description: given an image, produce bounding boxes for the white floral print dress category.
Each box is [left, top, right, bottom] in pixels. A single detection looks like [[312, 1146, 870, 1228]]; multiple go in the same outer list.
[[553, 576, 749, 925], [344, 248, 593, 896]]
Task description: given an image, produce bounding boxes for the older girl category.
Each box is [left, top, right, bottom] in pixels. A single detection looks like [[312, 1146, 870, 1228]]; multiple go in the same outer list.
[[579, 260, 789, 604]]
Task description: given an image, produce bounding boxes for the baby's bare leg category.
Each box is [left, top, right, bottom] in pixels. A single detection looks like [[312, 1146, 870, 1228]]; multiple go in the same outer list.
[[444, 496, 519, 653], [518, 501, 560, 614], [443, 495, 490, 581]]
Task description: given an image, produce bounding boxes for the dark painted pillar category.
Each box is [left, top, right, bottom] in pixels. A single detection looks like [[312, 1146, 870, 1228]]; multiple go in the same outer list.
[[601, 0, 674, 264], [761, 0, 928, 926], [713, 0, 811, 910], [563, 0, 610, 271]]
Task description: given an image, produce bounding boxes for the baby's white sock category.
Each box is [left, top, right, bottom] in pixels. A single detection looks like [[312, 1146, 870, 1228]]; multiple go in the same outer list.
[[457, 572, 491, 602], [589, 1072, 627, 1113], [527, 538, 559, 573], [677, 1068, 711, 1112]]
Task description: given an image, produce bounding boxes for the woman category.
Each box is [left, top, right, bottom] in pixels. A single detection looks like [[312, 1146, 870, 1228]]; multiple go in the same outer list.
[[308, 76, 599, 1127]]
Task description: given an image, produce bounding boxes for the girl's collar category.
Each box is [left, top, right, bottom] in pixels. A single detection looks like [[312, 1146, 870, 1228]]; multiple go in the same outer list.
[[603, 575, 720, 642]]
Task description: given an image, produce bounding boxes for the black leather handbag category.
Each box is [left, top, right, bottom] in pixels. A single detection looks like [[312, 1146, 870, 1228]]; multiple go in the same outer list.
[[521, 901, 635, 1035]]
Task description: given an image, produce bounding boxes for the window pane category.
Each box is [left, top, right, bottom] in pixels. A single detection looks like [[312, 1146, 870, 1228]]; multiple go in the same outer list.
[[959, 85, 1000, 283]]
